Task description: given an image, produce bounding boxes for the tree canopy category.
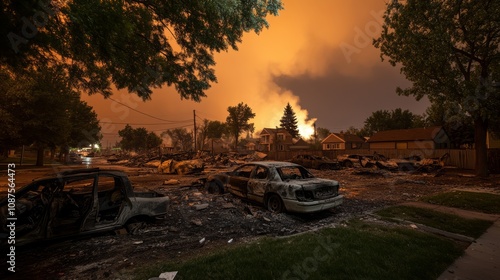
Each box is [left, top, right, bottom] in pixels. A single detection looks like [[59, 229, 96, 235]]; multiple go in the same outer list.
[[316, 127, 331, 141], [0, 66, 101, 165], [425, 101, 474, 148], [118, 125, 162, 152], [280, 102, 299, 138], [374, 0, 500, 176], [206, 120, 228, 139], [226, 102, 255, 150], [361, 108, 424, 136], [162, 128, 193, 152], [1, 0, 282, 100]]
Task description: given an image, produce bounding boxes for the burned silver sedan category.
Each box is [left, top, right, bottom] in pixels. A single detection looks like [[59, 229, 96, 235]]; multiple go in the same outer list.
[[205, 161, 343, 213]]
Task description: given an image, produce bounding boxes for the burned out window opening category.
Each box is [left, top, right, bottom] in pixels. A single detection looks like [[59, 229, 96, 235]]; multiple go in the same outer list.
[[97, 175, 126, 222]]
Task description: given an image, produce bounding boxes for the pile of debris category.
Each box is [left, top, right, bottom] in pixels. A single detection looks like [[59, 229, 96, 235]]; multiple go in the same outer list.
[[339, 152, 449, 175], [104, 151, 269, 175]]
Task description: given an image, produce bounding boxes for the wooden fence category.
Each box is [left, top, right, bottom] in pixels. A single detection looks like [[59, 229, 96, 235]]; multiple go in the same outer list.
[[266, 148, 500, 171]]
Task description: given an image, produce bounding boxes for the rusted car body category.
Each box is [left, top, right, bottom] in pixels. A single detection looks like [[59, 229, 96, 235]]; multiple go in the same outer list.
[[205, 161, 343, 213], [290, 154, 341, 170], [0, 168, 169, 245]]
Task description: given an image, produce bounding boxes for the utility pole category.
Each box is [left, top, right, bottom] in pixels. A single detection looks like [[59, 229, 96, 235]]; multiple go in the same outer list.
[[193, 110, 197, 151]]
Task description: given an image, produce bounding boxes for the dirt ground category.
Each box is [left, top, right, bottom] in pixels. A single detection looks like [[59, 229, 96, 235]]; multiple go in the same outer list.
[[2, 161, 500, 280]]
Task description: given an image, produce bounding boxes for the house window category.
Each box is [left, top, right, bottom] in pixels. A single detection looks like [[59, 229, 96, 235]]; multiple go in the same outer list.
[[278, 144, 285, 151], [261, 135, 270, 143], [326, 144, 331, 150], [333, 143, 341, 149], [277, 134, 285, 141]]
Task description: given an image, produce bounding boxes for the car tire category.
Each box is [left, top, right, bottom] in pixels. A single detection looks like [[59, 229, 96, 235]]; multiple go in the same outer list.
[[344, 161, 353, 168], [205, 181, 223, 194], [266, 194, 284, 213], [125, 219, 146, 235], [319, 164, 329, 171]]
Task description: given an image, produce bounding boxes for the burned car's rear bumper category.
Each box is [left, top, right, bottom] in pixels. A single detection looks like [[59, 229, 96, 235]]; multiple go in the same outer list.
[[283, 195, 343, 213]]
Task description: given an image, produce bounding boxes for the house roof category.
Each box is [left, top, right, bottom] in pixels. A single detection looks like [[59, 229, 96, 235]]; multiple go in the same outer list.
[[292, 138, 309, 146], [321, 133, 365, 144], [260, 128, 291, 136], [367, 126, 444, 142]]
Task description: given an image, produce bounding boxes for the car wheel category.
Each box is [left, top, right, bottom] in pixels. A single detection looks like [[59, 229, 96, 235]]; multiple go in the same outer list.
[[205, 181, 223, 194], [344, 160, 353, 168], [319, 164, 329, 171], [125, 219, 146, 235], [266, 194, 284, 213]]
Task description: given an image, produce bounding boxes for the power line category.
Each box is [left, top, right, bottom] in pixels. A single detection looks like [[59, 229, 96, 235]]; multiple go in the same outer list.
[[99, 121, 191, 125], [151, 123, 193, 132], [106, 97, 191, 123]]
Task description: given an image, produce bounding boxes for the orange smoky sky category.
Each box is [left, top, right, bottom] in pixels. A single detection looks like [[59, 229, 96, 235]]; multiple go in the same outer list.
[[82, 0, 429, 147]]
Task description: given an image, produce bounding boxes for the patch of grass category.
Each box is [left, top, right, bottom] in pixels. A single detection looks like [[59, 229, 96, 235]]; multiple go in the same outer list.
[[376, 205, 492, 238], [133, 223, 462, 280], [423, 191, 500, 214]]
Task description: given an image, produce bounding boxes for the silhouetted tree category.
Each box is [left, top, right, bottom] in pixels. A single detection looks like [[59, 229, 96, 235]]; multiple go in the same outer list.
[[0, 66, 101, 166], [362, 108, 422, 136], [119, 125, 162, 152], [226, 103, 255, 150], [316, 127, 331, 141], [162, 128, 193, 152], [374, 0, 500, 176], [280, 103, 299, 138], [1, 0, 282, 100]]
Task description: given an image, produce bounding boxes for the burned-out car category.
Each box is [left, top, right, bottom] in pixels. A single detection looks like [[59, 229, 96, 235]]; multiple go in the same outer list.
[[204, 161, 343, 213], [0, 168, 169, 245], [290, 154, 341, 170], [337, 154, 375, 168]]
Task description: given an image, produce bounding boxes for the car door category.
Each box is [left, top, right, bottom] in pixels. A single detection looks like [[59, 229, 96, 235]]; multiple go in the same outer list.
[[227, 164, 255, 198], [247, 165, 270, 204], [5, 179, 56, 243], [49, 175, 97, 237]]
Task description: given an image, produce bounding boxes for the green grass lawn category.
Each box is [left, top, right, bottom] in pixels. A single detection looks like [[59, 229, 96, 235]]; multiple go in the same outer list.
[[376, 205, 493, 238], [422, 191, 500, 214], [133, 223, 463, 280]]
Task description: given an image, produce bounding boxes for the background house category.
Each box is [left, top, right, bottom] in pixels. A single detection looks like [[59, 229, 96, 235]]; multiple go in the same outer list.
[[321, 133, 366, 151], [367, 126, 450, 150], [259, 128, 294, 152]]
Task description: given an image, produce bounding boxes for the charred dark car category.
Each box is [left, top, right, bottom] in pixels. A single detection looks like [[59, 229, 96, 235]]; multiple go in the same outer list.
[[0, 168, 169, 246], [205, 161, 343, 213], [290, 154, 341, 170]]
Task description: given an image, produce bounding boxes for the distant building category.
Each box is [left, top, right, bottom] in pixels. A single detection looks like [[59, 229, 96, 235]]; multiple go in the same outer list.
[[321, 133, 366, 150], [259, 128, 294, 152], [367, 126, 450, 150]]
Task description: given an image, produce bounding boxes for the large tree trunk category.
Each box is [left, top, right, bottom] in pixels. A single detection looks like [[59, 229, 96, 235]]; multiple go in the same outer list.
[[36, 146, 45, 166], [474, 117, 489, 177]]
